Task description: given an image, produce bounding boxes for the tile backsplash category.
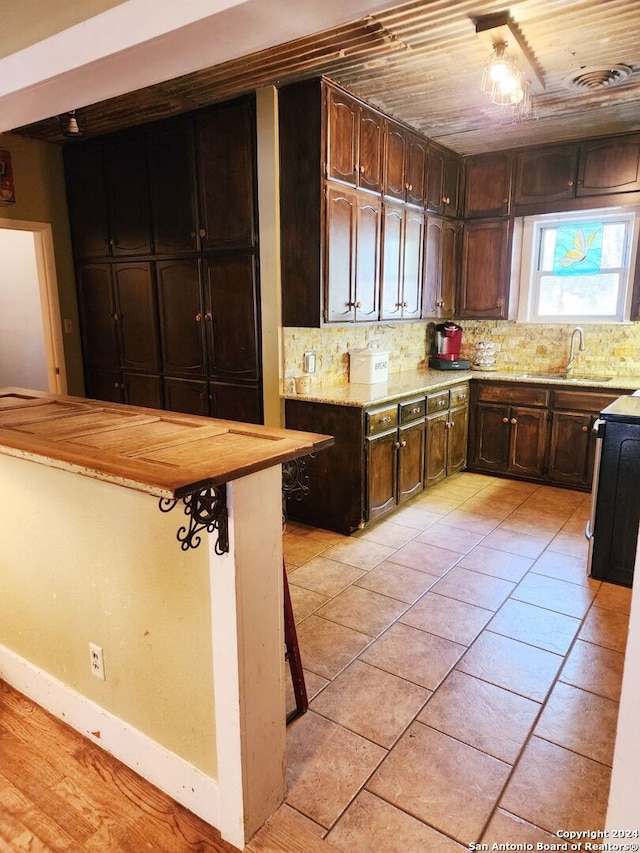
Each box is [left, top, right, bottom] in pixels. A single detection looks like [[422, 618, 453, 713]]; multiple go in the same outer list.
[[283, 320, 640, 388]]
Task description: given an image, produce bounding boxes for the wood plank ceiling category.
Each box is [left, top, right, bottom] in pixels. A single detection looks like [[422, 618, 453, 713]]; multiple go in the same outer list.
[[14, 0, 640, 154]]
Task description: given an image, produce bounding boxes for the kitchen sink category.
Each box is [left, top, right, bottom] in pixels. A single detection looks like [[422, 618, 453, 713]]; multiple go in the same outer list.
[[517, 372, 612, 383]]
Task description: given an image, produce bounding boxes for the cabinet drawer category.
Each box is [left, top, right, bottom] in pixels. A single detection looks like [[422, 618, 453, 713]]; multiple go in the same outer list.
[[449, 383, 469, 408], [475, 383, 549, 407], [553, 389, 623, 413], [427, 390, 450, 413], [366, 404, 398, 435], [399, 397, 426, 424]]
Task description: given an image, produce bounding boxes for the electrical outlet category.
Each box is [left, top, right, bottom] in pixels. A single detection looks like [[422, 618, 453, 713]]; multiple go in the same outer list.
[[89, 643, 105, 680], [303, 351, 316, 373], [63, 318, 74, 334]]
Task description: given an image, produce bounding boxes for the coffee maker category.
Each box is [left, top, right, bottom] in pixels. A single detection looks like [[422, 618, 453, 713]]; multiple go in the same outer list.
[[429, 322, 471, 370]]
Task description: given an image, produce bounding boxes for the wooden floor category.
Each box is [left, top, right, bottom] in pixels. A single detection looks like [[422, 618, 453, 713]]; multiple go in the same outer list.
[[0, 679, 334, 853]]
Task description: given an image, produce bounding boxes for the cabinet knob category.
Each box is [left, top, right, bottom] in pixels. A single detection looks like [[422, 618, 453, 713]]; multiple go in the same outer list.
[[114, 381, 121, 389], [410, 407, 421, 414], [445, 421, 452, 429], [438, 399, 446, 407], [442, 196, 450, 204], [205, 311, 212, 321], [405, 183, 413, 192], [496, 298, 505, 308], [195, 312, 203, 322], [381, 416, 392, 424], [568, 180, 574, 187], [502, 416, 509, 424], [403, 301, 409, 308], [198, 229, 207, 238], [401, 440, 407, 447], [359, 164, 365, 174], [510, 417, 518, 425], [394, 441, 401, 449], [436, 300, 444, 308], [108, 238, 115, 246], [355, 301, 362, 309], [190, 231, 197, 239], [111, 312, 120, 321], [581, 425, 589, 432]]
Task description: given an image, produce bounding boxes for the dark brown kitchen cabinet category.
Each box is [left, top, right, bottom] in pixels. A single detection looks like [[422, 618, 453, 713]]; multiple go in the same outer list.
[[458, 218, 512, 320], [104, 131, 152, 257], [463, 152, 513, 218], [64, 141, 109, 259], [148, 119, 198, 255], [325, 185, 380, 322], [380, 205, 423, 321], [427, 143, 460, 218], [327, 87, 384, 193], [77, 263, 160, 374], [195, 99, 257, 251], [514, 144, 579, 208], [156, 259, 206, 377], [578, 133, 640, 196], [424, 384, 469, 488], [366, 427, 399, 522], [423, 216, 457, 318], [85, 369, 163, 409], [384, 125, 428, 207], [163, 376, 263, 423]]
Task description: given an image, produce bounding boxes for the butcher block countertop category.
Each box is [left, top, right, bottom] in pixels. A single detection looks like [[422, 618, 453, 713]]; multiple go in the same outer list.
[[0, 388, 333, 499]]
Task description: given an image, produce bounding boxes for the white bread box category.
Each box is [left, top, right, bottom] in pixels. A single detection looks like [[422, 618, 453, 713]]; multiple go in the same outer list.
[[349, 347, 390, 384]]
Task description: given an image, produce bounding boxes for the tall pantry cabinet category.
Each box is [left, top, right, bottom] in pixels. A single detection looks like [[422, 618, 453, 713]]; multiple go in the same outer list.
[[64, 95, 263, 424]]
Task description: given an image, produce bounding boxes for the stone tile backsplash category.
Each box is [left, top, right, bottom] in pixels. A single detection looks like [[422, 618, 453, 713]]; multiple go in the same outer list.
[[283, 320, 640, 388]]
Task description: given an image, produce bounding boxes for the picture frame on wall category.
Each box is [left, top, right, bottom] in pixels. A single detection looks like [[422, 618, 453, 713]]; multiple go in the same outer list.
[[0, 149, 16, 204]]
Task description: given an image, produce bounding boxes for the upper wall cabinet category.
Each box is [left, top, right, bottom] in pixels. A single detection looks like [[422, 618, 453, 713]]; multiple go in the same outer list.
[[384, 125, 428, 207], [578, 134, 640, 196], [426, 142, 460, 218], [327, 87, 385, 193], [463, 153, 513, 218], [514, 144, 579, 207], [458, 218, 512, 320]]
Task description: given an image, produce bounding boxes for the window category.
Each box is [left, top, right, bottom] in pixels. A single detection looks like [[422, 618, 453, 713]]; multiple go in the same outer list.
[[517, 207, 640, 323]]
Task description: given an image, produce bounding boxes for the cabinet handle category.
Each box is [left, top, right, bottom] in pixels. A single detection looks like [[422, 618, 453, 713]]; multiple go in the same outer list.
[[359, 164, 365, 174], [403, 301, 409, 308], [502, 417, 509, 424], [205, 311, 212, 321], [442, 196, 450, 204], [436, 300, 444, 308], [410, 406, 421, 414], [458, 393, 467, 401], [510, 417, 518, 425], [381, 416, 392, 424], [445, 421, 452, 429], [114, 381, 121, 389], [394, 441, 401, 449], [111, 312, 120, 321], [108, 238, 115, 246], [190, 231, 197, 239], [195, 312, 203, 322], [438, 399, 446, 407], [405, 183, 413, 192], [198, 229, 207, 238], [496, 298, 505, 308], [568, 180, 575, 187], [581, 425, 589, 432], [401, 440, 407, 447]]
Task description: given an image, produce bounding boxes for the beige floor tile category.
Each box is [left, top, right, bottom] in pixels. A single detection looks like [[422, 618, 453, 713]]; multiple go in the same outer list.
[[306, 527, 349, 546], [456, 496, 513, 519], [412, 493, 464, 514], [547, 530, 590, 560], [327, 790, 466, 853], [458, 545, 533, 583], [487, 599, 581, 655], [315, 585, 408, 638], [579, 605, 629, 653], [535, 681, 619, 766], [512, 571, 597, 618], [286, 711, 385, 829], [389, 505, 443, 530], [287, 556, 365, 597], [457, 631, 563, 702], [323, 538, 396, 571], [559, 639, 626, 701], [367, 723, 510, 845], [415, 523, 485, 553], [530, 550, 590, 586], [289, 583, 329, 622], [283, 535, 331, 567], [296, 615, 372, 680], [500, 736, 611, 833], [593, 582, 633, 615], [310, 660, 430, 748], [400, 592, 493, 646], [357, 520, 419, 549], [355, 560, 440, 604], [387, 540, 463, 575], [431, 566, 515, 611], [360, 622, 465, 690], [481, 527, 549, 559], [436, 508, 502, 534], [499, 512, 563, 539], [480, 809, 560, 847], [418, 670, 540, 764]]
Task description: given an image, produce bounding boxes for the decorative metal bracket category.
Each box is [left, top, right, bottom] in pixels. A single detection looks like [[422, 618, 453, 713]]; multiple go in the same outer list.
[[282, 453, 316, 525], [159, 485, 229, 553]]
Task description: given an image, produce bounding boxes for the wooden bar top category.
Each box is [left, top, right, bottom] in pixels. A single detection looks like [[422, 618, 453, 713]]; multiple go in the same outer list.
[[0, 388, 334, 498]]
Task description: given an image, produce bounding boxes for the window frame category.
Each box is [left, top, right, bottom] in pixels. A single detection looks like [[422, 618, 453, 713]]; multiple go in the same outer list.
[[516, 206, 640, 324]]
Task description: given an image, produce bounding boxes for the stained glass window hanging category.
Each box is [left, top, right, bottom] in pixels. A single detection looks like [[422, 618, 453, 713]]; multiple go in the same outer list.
[[551, 223, 603, 276]]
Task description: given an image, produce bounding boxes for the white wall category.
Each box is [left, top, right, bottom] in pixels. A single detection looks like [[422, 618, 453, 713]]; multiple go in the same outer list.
[[0, 228, 48, 390]]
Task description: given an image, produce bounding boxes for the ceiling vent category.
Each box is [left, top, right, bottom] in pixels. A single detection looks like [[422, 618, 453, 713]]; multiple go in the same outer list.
[[564, 64, 633, 92]]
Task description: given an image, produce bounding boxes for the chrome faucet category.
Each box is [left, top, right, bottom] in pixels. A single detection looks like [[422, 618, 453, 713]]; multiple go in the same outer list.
[[566, 326, 585, 374]]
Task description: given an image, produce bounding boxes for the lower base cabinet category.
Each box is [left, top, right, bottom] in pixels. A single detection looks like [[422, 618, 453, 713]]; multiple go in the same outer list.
[[425, 384, 469, 488]]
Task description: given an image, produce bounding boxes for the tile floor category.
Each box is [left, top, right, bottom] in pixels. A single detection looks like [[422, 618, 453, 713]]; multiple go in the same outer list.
[[281, 472, 631, 852]]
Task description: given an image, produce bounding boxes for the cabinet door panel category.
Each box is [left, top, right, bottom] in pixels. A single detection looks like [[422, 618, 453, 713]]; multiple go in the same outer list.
[[425, 411, 448, 488], [64, 141, 109, 258], [327, 90, 358, 185], [440, 220, 458, 316], [472, 403, 510, 471], [204, 255, 260, 380], [448, 405, 468, 474], [163, 377, 209, 416], [85, 369, 123, 404], [210, 381, 263, 425], [122, 372, 163, 409], [509, 406, 547, 477], [464, 153, 512, 218], [358, 107, 384, 193], [578, 135, 640, 195], [366, 430, 397, 522], [548, 411, 591, 486], [459, 219, 511, 319], [405, 133, 427, 208], [196, 98, 256, 250], [113, 263, 160, 372], [380, 204, 404, 320], [515, 145, 578, 206], [401, 210, 424, 320], [426, 145, 444, 214], [398, 420, 425, 503], [149, 120, 198, 254], [355, 196, 380, 321], [442, 152, 460, 218], [326, 187, 356, 322], [78, 265, 118, 370], [105, 131, 152, 256], [423, 217, 443, 318], [156, 259, 206, 376], [384, 126, 406, 201]]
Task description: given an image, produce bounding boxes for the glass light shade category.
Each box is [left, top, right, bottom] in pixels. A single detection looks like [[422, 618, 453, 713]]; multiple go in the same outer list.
[[489, 57, 511, 82]]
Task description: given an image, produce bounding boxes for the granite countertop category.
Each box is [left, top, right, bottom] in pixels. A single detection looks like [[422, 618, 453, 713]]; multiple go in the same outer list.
[[282, 368, 640, 408]]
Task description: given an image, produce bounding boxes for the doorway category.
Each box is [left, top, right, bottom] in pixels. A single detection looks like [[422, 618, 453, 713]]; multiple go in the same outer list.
[[0, 219, 66, 394]]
